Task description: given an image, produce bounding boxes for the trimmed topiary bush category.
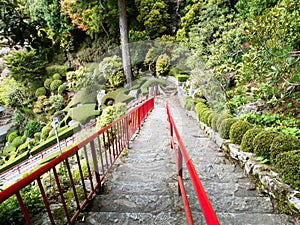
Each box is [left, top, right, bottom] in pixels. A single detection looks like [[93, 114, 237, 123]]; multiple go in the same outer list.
[[253, 130, 279, 159], [207, 112, 215, 127], [201, 110, 212, 125], [46, 65, 68, 77], [11, 136, 24, 148], [108, 70, 126, 88], [41, 125, 52, 140], [44, 78, 53, 89], [58, 84, 66, 95], [53, 73, 62, 80], [219, 118, 237, 139], [274, 150, 300, 190], [229, 120, 252, 144], [270, 133, 300, 164], [211, 114, 220, 132], [24, 121, 42, 138], [7, 130, 18, 143], [183, 96, 193, 110], [50, 80, 63, 92], [176, 74, 189, 82], [35, 87, 47, 98], [241, 128, 264, 152], [217, 114, 233, 132]]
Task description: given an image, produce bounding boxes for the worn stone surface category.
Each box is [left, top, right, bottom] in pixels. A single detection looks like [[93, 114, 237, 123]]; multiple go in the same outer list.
[[78, 90, 296, 224]]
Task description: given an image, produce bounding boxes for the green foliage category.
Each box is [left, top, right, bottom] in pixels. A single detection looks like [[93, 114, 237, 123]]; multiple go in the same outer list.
[[241, 128, 264, 152], [135, 0, 170, 38], [69, 104, 100, 124], [183, 96, 193, 111], [211, 113, 221, 132], [156, 54, 170, 76], [176, 75, 190, 82], [99, 55, 123, 80], [97, 103, 126, 129], [101, 89, 134, 106], [67, 88, 97, 109], [53, 73, 62, 80], [40, 125, 53, 140], [3, 144, 16, 155], [7, 130, 19, 143], [49, 95, 64, 111], [217, 114, 233, 132], [270, 133, 300, 164], [109, 71, 126, 88], [4, 50, 45, 85], [58, 84, 67, 95], [24, 120, 42, 138], [235, 0, 279, 18], [229, 120, 252, 144], [253, 130, 279, 159], [46, 65, 69, 77], [50, 80, 63, 92], [35, 87, 47, 98], [11, 136, 24, 148], [44, 78, 53, 89], [219, 118, 237, 139], [274, 150, 300, 190]]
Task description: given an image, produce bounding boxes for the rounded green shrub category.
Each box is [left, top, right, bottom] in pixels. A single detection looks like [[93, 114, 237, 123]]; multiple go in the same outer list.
[[11, 136, 24, 148], [211, 114, 220, 131], [270, 133, 300, 164], [50, 80, 63, 92], [34, 132, 41, 141], [17, 142, 29, 154], [3, 144, 16, 155], [207, 112, 215, 127], [229, 120, 252, 144], [201, 110, 212, 125], [176, 75, 189, 82], [44, 78, 53, 89], [217, 114, 233, 131], [24, 121, 42, 138], [58, 84, 66, 94], [7, 130, 18, 143], [183, 96, 193, 110], [241, 128, 264, 152], [253, 130, 279, 159], [35, 87, 47, 98], [274, 150, 300, 190], [198, 108, 210, 122], [108, 71, 125, 88], [219, 118, 237, 139], [53, 73, 61, 80], [156, 53, 171, 76]]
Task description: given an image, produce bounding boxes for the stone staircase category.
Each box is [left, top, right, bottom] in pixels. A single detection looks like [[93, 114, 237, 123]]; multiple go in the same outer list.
[[78, 95, 296, 225]]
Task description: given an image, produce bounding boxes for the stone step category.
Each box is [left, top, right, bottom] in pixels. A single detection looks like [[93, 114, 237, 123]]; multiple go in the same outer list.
[[78, 211, 187, 225], [87, 194, 176, 214]]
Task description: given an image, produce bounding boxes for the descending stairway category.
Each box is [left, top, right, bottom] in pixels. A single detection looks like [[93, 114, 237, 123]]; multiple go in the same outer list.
[[79, 91, 295, 224]]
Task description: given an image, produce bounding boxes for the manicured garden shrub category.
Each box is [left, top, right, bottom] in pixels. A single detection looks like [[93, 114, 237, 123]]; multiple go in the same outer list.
[[197, 108, 210, 123], [7, 130, 18, 143], [69, 104, 100, 124], [207, 112, 215, 127], [11, 136, 24, 148], [217, 114, 233, 132], [41, 125, 52, 140], [24, 121, 42, 138], [108, 70, 126, 88], [241, 127, 262, 152], [270, 133, 300, 164], [3, 144, 16, 155], [219, 118, 237, 139], [44, 78, 53, 89], [229, 120, 252, 144], [46, 65, 68, 77], [97, 103, 126, 129], [58, 84, 67, 94], [201, 110, 212, 125], [183, 96, 193, 110], [50, 80, 63, 92], [176, 74, 189, 82], [253, 130, 279, 159], [53, 73, 62, 80], [17, 142, 29, 154], [211, 114, 220, 131], [35, 87, 47, 98], [156, 53, 170, 76], [140, 79, 166, 95], [194, 102, 207, 113], [34, 132, 41, 141], [274, 150, 300, 190]]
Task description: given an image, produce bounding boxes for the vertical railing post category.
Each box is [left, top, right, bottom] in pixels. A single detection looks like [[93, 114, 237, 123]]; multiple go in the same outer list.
[[178, 146, 183, 196], [125, 116, 130, 148], [90, 140, 102, 194]]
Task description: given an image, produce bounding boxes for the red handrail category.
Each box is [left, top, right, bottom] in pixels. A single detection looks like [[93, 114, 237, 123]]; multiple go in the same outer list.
[[0, 97, 155, 225], [166, 101, 220, 225]]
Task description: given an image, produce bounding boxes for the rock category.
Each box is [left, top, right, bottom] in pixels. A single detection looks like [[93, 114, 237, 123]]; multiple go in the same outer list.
[[236, 101, 266, 116], [97, 90, 106, 110], [128, 89, 140, 99]]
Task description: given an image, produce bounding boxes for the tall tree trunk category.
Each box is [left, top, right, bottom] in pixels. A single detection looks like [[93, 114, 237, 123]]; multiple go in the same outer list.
[[118, 0, 132, 87]]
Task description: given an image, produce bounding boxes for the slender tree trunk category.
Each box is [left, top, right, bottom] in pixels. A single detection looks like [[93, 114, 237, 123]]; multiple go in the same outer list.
[[118, 0, 132, 87]]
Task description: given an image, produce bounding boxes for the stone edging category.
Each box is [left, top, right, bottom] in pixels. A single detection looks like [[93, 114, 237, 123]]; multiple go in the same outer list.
[[196, 117, 300, 217]]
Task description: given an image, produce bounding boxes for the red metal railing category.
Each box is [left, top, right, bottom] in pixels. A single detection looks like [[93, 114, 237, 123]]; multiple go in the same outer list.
[[166, 101, 219, 225], [0, 97, 155, 225]]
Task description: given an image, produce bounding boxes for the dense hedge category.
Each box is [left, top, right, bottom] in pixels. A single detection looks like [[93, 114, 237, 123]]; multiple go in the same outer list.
[[240, 128, 264, 152], [219, 118, 237, 139], [211, 113, 220, 132], [253, 130, 279, 159], [229, 120, 252, 144], [275, 150, 300, 190], [270, 133, 300, 164], [217, 114, 233, 132]]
